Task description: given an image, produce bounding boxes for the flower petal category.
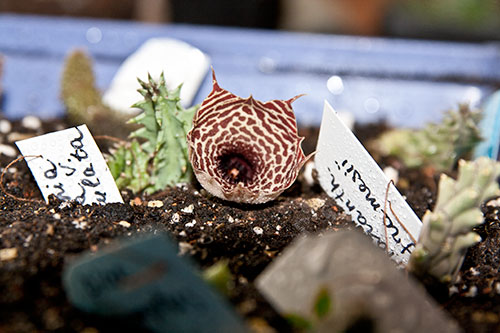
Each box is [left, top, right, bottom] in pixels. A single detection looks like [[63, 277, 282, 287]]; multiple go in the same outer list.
[[187, 70, 310, 204]]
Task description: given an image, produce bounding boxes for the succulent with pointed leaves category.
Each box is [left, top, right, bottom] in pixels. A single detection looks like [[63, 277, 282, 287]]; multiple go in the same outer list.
[[408, 157, 500, 283], [107, 73, 198, 194], [187, 71, 311, 204]]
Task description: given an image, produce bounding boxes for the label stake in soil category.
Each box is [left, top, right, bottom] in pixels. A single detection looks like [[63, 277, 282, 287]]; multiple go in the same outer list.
[[63, 233, 245, 332], [15, 125, 123, 205], [315, 101, 422, 265]]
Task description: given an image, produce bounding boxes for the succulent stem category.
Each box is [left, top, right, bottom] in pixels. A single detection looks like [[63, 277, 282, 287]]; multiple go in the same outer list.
[[408, 157, 500, 283], [107, 73, 198, 194], [376, 104, 482, 171]]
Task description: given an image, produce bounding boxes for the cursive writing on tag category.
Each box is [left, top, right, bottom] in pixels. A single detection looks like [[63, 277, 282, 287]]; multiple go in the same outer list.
[[315, 101, 421, 264], [16, 125, 123, 205]]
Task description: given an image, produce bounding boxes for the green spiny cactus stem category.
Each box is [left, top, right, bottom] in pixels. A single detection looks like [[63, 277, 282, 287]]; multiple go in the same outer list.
[[61, 49, 110, 124], [61, 49, 129, 137], [376, 104, 482, 171], [408, 157, 500, 283], [107, 73, 198, 194]]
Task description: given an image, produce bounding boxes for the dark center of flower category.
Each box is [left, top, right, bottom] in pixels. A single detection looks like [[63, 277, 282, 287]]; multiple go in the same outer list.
[[218, 153, 255, 185]]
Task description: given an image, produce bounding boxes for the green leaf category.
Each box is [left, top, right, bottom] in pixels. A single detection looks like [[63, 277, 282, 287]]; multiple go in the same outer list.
[[284, 313, 314, 331], [202, 260, 233, 296], [313, 287, 332, 319]]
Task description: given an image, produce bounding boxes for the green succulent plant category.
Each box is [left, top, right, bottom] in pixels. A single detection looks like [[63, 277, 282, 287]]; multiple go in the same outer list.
[[61, 49, 129, 137], [107, 73, 198, 194], [376, 104, 482, 171], [408, 157, 500, 283]]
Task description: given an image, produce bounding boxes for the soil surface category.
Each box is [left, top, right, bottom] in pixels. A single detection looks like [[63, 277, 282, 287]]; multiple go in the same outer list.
[[0, 117, 499, 332]]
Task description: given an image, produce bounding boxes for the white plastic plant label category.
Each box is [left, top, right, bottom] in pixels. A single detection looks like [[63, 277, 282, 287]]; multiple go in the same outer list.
[[15, 125, 123, 205], [103, 38, 210, 114], [315, 101, 422, 264]]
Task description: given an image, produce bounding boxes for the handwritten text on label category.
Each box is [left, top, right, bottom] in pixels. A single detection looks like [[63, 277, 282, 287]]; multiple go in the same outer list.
[[315, 101, 422, 264], [15, 125, 123, 205]]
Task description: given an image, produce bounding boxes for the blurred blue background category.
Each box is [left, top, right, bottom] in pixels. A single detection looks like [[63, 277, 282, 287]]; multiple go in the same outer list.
[[1, 0, 500, 127]]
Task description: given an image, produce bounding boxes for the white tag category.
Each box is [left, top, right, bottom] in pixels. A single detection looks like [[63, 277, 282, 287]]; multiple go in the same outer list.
[[15, 125, 123, 205], [103, 38, 210, 114], [315, 101, 422, 264]]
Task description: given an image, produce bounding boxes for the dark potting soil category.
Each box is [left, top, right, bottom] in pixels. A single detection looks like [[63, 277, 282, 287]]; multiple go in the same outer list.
[[0, 117, 499, 332]]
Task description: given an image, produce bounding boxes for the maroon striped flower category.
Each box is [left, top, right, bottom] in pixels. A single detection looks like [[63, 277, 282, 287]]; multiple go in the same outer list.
[[187, 70, 310, 204]]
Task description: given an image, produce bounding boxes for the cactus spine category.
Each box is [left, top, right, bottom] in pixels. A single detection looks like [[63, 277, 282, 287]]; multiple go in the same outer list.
[[409, 157, 500, 283]]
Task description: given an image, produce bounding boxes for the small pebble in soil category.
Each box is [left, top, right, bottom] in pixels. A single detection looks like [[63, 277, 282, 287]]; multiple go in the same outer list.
[[253, 226, 264, 235], [464, 286, 478, 297], [45, 224, 54, 236], [21, 115, 42, 130], [0, 247, 18, 261], [71, 219, 88, 229], [305, 197, 326, 211], [185, 220, 196, 228], [495, 282, 500, 294], [117, 221, 131, 228], [181, 204, 194, 214], [469, 267, 480, 276], [0, 119, 12, 134], [176, 183, 189, 190], [147, 200, 164, 208], [171, 212, 180, 223], [129, 197, 142, 206], [0, 143, 17, 157]]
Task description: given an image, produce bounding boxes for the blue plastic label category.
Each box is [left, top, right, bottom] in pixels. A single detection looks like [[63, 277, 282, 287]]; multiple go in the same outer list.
[[63, 234, 245, 333]]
